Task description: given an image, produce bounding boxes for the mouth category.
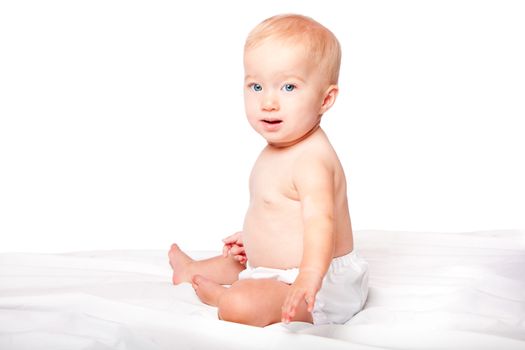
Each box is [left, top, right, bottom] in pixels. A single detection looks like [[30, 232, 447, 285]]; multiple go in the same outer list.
[[261, 119, 282, 125], [259, 118, 283, 132]]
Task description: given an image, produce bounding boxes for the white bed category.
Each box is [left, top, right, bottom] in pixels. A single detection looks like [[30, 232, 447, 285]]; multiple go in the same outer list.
[[1, 230, 524, 350]]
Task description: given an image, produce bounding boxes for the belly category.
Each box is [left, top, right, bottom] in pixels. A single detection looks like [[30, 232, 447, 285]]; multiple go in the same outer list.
[[242, 202, 304, 269]]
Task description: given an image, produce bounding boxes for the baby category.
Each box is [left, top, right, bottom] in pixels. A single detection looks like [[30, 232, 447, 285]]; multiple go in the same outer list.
[[169, 14, 368, 327]]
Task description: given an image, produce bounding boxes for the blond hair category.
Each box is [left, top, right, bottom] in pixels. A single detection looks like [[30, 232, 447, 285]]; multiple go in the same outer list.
[[244, 14, 341, 85]]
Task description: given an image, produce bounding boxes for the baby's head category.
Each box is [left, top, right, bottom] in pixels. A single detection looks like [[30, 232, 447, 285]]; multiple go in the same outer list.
[[244, 14, 341, 87], [243, 14, 341, 147]]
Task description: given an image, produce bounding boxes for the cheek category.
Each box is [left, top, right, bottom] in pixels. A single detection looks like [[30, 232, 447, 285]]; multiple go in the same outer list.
[[289, 102, 318, 122], [244, 96, 258, 121], [305, 92, 324, 113], [292, 95, 319, 115], [244, 94, 257, 115]]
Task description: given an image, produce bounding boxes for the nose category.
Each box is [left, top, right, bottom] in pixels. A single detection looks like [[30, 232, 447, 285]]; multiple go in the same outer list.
[[261, 92, 279, 111]]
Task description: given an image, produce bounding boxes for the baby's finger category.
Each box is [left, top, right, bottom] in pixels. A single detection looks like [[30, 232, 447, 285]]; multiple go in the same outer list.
[[233, 231, 243, 243], [222, 244, 231, 257], [223, 231, 240, 243], [229, 245, 244, 256], [281, 295, 293, 323], [305, 292, 316, 313], [281, 305, 292, 323], [222, 235, 234, 244], [290, 291, 304, 313], [282, 290, 303, 323], [233, 255, 247, 266]]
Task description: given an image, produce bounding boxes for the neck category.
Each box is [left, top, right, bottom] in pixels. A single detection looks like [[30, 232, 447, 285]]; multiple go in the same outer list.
[[268, 122, 321, 149]]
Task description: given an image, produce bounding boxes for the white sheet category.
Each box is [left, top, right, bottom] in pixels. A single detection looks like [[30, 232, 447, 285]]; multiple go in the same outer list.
[[1, 230, 524, 350]]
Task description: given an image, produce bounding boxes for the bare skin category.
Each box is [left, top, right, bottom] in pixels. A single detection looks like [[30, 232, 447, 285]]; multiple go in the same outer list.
[[169, 246, 312, 325], [168, 131, 353, 326], [168, 244, 244, 285], [191, 275, 225, 306], [169, 24, 354, 327], [192, 275, 313, 326]]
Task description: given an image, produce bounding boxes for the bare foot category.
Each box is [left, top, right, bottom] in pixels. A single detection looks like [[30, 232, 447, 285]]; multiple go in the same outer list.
[[168, 243, 193, 285], [192, 274, 227, 307]]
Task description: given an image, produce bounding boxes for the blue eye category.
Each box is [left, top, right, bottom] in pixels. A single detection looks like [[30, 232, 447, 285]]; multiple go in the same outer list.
[[251, 84, 262, 92], [282, 84, 296, 92]]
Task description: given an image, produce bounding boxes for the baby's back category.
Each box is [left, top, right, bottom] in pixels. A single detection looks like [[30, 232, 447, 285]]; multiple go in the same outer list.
[[242, 128, 354, 269]]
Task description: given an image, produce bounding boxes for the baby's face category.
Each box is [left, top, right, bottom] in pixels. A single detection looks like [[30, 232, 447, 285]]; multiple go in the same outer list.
[[244, 40, 331, 147]]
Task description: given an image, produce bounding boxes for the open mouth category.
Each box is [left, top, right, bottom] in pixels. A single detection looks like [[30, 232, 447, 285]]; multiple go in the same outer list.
[[262, 119, 282, 125]]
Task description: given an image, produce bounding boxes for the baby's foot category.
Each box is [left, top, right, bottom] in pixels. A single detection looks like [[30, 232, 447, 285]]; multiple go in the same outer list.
[[192, 274, 226, 307], [168, 243, 193, 285]]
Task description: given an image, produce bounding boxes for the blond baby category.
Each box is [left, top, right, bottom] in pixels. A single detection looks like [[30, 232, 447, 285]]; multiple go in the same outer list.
[[169, 14, 368, 327]]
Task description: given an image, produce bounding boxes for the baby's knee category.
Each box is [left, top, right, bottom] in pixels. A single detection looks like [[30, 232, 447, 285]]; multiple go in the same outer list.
[[217, 285, 257, 325]]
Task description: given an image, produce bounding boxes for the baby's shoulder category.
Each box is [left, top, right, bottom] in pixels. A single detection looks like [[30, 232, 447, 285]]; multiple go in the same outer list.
[[298, 132, 338, 162], [292, 138, 338, 175]]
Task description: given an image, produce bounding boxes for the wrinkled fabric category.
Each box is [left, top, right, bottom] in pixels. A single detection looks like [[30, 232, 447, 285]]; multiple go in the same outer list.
[[1, 230, 524, 350]]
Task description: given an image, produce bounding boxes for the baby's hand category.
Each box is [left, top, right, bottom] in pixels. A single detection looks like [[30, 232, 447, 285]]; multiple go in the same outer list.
[[281, 271, 322, 323], [222, 231, 246, 265]]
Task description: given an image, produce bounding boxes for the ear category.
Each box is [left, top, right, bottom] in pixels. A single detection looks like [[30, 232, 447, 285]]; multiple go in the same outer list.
[[319, 84, 339, 115]]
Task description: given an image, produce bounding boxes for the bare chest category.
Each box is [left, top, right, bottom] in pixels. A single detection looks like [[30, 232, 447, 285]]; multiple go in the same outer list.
[[249, 151, 299, 206]]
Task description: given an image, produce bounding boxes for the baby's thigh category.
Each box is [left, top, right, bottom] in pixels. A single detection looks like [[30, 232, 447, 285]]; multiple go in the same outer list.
[[218, 279, 312, 326]]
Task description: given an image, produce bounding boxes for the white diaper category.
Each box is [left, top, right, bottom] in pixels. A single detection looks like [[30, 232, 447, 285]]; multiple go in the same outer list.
[[238, 251, 369, 325]]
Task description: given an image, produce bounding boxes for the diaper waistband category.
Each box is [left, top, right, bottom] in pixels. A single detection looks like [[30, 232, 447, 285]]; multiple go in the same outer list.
[[242, 250, 367, 280], [329, 250, 367, 273]]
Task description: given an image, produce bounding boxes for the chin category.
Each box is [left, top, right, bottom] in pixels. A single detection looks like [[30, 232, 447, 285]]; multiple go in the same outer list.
[[260, 132, 285, 143]]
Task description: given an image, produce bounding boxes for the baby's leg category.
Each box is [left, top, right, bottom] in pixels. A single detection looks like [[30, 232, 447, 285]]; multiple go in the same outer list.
[[192, 274, 228, 306], [193, 276, 312, 327], [168, 243, 244, 285]]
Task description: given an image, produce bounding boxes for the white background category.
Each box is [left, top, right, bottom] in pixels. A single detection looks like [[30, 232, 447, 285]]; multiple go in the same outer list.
[[1, 0, 524, 253]]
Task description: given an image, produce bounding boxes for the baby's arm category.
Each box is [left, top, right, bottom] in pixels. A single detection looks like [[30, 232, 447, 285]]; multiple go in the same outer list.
[[281, 155, 335, 323]]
